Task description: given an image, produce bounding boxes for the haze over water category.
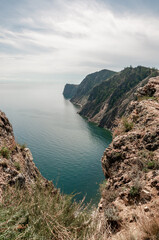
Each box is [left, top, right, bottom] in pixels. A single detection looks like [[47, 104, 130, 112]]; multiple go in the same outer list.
[[0, 81, 112, 203]]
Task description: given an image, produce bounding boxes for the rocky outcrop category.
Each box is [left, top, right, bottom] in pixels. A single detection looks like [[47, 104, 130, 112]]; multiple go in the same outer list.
[[0, 111, 50, 199], [63, 83, 78, 99], [79, 66, 158, 129], [70, 69, 116, 106], [100, 76, 159, 238]]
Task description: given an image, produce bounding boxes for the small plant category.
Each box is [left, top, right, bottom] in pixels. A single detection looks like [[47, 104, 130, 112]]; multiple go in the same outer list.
[[147, 160, 156, 169], [137, 150, 159, 171], [129, 186, 140, 198], [122, 117, 134, 132], [104, 207, 121, 233], [14, 161, 21, 171], [0, 147, 10, 159], [19, 143, 27, 151], [129, 178, 142, 199]]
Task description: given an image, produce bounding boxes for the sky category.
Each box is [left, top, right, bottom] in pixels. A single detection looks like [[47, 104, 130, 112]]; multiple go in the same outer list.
[[0, 0, 159, 83]]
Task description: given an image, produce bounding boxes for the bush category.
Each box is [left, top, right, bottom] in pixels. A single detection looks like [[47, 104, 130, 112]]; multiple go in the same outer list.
[[19, 143, 27, 151], [137, 150, 159, 171], [14, 161, 21, 171], [122, 117, 134, 132], [129, 186, 140, 198], [0, 147, 10, 159]]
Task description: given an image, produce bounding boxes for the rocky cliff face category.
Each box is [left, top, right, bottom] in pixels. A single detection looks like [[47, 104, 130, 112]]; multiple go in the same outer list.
[[63, 83, 78, 99], [79, 66, 158, 129], [70, 69, 116, 106], [99, 76, 159, 239], [0, 111, 48, 199]]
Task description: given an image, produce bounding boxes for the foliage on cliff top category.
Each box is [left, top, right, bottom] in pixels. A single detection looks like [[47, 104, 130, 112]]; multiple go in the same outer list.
[[71, 69, 116, 102], [0, 183, 91, 240], [88, 66, 157, 107]]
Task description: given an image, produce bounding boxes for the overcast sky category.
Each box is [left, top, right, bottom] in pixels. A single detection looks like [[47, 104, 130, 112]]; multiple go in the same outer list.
[[0, 0, 159, 82]]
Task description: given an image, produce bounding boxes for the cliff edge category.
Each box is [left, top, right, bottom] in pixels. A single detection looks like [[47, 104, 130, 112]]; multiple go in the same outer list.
[[99, 76, 159, 239], [0, 111, 49, 199]]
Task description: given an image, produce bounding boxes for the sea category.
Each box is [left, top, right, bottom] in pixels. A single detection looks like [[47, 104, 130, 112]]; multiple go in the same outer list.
[[0, 81, 112, 204]]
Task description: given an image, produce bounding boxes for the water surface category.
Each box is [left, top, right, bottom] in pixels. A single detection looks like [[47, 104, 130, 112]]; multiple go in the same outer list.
[[0, 81, 112, 203]]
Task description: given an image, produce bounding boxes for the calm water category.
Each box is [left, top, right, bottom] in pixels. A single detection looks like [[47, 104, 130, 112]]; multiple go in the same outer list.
[[0, 81, 112, 203]]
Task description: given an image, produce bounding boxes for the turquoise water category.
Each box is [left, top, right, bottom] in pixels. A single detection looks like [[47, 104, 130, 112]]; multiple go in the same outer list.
[[0, 81, 112, 203]]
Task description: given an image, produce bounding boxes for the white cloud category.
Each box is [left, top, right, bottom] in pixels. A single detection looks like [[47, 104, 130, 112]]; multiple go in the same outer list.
[[0, 0, 159, 81]]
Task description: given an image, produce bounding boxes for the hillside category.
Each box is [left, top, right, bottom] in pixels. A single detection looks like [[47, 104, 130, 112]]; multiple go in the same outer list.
[[0, 75, 159, 240], [63, 83, 78, 99], [79, 66, 158, 129], [70, 69, 116, 106], [97, 76, 159, 239]]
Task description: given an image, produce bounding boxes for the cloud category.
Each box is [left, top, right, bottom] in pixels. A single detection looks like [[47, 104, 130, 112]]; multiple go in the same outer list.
[[0, 0, 159, 82]]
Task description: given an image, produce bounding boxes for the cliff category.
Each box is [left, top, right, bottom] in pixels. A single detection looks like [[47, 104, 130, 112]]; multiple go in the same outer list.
[[70, 69, 116, 106], [98, 76, 159, 239], [79, 66, 158, 129], [0, 111, 48, 198], [63, 83, 78, 99]]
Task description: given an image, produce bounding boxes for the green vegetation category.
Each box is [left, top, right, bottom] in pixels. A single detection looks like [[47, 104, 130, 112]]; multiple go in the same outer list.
[[71, 69, 116, 103], [138, 150, 159, 171], [63, 84, 79, 99], [14, 161, 21, 171], [19, 143, 27, 151], [129, 186, 140, 198], [137, 95, 158, 102], [0, 146, 10, 159], [79, 66, 158, 128], [0, 184, 91, 240], [122, 117, 134, 132]]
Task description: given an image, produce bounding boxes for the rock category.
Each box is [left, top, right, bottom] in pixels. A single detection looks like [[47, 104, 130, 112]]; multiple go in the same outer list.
[[144, 206, 150, 212], [9, 173, 25, 188]]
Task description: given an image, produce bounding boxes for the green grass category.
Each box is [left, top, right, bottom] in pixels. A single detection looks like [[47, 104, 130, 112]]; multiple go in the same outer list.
[[0, 147, 10, 159], [0, 183, 92, 240], [122, 117, 134, 132], [14, 162, 21, 171], [137, 96, 158, 102], [18, 143, 27, 151]]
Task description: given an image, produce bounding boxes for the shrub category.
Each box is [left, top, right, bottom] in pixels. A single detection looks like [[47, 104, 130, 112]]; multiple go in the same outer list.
[[122, 117, 134, 132], [14, 161, 21, 171], [104, 207, 121, 233], [0, 147, 10, 159], [129, 186, 140, 198], [19, 143, 27, 151], [137, 150, 159, 171]]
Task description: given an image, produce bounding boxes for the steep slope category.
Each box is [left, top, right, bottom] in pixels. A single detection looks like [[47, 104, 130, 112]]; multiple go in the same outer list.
[[79, 66, 158, 129], [0, 110, 47, 199], [63, 83, 78, 98], [70, 69, 116, 106], [0, 110, 92, 240], [98, 76, 159, 239]]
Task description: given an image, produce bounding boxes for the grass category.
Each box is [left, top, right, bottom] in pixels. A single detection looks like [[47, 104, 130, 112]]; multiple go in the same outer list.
[[0, 146, 10, 159], [0, 183, 92, 240], [137, 96, 158, 102], [14, 161, 21, 171], [122, 117, 134, 132], [137, 150, 159, 171], [18, 143, 27, 151], [141, 217, 159, 240]]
